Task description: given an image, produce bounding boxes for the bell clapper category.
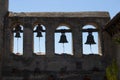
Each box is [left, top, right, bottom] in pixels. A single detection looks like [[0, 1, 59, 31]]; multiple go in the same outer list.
[[17, 38, 19, 53], [90, 45, 93, 54], [38, 37, 41, 53], [63, 43, 65, 54]]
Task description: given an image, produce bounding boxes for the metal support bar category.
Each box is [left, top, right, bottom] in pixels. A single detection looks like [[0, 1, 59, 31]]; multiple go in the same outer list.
[[82, 29, 98, 32]]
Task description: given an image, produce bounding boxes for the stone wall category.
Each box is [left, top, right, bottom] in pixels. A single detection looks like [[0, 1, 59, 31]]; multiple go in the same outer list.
[[7, 12, 110, 58], [1, 10, 112, 80], [0, 0, 8, 17], [0, 0, 8, 79]]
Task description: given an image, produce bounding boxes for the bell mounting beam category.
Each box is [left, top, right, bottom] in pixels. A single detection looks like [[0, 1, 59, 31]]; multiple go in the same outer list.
[[33, 30, 45, 32], [82, 28, 98, 32], [33, 29, 98, 33], [33, 29, 72, 33], [55, 29, 72, 33]]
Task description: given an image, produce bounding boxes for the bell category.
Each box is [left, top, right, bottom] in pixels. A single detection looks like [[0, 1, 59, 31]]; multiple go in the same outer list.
[[59, 33, 68, 43], [85, 32, 96, 45], [35, 24, 43, 32], [15, 31, 21, 38], [15, 25, 22, 32], [36, 31, 42, 37]]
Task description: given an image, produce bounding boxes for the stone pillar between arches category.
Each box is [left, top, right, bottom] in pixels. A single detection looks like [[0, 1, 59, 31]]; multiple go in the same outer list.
[[72, 25, 82, 57], [23, 23, 33, 57], [46, 25, 55, 57]]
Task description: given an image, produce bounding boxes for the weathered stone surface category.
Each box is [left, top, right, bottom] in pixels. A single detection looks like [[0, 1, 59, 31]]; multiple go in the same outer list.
[[1, 0, 120, 80], [9, 12, 110, 18], [1, 12, 110, 80]]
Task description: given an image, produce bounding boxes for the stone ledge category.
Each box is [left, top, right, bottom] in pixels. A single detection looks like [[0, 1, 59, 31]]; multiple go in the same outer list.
[[9, 11, 110, 18]]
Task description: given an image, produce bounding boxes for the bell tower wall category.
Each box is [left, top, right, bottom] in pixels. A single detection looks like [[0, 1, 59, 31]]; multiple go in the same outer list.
[[0, 0, 8, 79]]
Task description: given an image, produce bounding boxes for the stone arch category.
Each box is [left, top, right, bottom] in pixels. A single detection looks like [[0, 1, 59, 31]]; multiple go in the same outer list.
[[33, 23, 46, 55], [54, 23, 73, 55], [32, 20, 46, 28], [83, 25, 96, 29], [82, 22, 99, 29], [82, 24, 101, 55], [11, 23, 24, 55], [10, 21, 24, 29], [56, 23, 72, 29]]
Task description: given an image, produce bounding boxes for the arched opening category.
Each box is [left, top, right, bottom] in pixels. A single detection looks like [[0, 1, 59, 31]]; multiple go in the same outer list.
[[33, 24, 46, 55], [55, 26, 72, 55], [13, 24, 23, 55], [82, 25, 99, 55]]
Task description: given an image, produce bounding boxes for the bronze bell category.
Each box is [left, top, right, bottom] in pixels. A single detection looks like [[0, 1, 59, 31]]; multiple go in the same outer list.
[[59, 32, 68, 43], [15, 25, 22, 32], [15, 31, 21, 38], [85, 32, 96, 45], [35, 24, 43, 32], [36, 31, 43, 37]]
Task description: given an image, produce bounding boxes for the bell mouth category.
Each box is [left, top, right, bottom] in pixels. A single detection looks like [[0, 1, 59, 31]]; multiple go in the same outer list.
[[59, 32, 68, 43]]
